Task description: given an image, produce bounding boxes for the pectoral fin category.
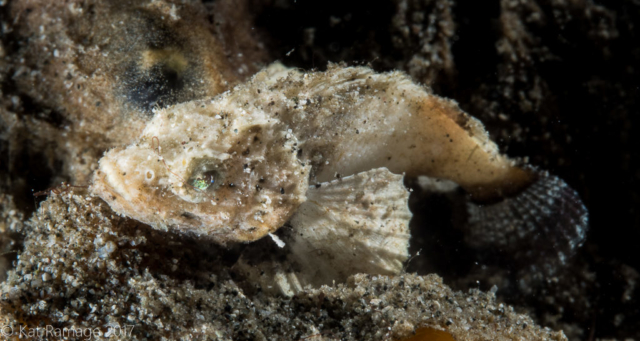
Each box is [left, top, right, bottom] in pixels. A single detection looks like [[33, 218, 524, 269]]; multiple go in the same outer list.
[[289, 167, 412, 287], [234, 167, 412, 296]]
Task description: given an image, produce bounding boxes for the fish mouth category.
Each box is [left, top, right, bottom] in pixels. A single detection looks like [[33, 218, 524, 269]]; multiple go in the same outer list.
[[91, 172, 138, 225], [92, 155, 132, 202], [90, 148, 166, 225]]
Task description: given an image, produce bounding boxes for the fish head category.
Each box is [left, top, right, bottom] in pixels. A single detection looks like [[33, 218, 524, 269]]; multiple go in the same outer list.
[[91, 98, 309, 244]]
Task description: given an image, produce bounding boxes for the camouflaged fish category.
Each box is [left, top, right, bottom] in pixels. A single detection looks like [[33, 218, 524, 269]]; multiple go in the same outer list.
[[91, 63, 588, 280]]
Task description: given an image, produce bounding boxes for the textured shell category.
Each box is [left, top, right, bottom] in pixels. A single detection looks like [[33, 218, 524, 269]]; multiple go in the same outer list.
[[91, 97, 309, 244], [465, 170, 589, 274]]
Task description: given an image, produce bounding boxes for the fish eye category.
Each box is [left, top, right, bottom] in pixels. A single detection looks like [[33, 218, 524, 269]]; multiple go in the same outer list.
[[188, 170, 219, 191]]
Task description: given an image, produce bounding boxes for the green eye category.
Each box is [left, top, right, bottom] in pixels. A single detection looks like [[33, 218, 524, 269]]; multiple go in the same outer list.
[[189, 170, 218, 191]]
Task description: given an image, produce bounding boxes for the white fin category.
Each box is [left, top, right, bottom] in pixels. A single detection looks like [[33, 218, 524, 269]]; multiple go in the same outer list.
[[269, 233, 286, 248], [288, 167, 412, 288], [252, 62, 299, 86], [233, 167, 412, 296], [233, 255, 303, 297], [416, 175, 459, 193]]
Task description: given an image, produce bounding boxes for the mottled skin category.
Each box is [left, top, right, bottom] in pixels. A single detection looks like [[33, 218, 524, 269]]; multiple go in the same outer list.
[[92, 64, 586, 248], [257, 65, 532, 200], [92, 94, 309, 244]]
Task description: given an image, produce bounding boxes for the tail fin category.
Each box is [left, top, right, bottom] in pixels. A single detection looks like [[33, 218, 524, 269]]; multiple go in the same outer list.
[[464, 169, 588, 274]]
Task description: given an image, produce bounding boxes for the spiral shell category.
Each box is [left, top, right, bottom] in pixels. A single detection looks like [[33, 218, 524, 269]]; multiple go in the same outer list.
[[465, 170, 588, 272]]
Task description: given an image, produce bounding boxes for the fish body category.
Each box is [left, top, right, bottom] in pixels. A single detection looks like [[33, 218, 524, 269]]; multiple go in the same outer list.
[[92, 64, 588, 264], [257, 64, 531, 199]]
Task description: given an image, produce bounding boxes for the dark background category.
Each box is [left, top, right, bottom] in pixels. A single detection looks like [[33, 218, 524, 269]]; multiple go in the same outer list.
[[1, 0, 638, 339], [245, 0, 640, 339]]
